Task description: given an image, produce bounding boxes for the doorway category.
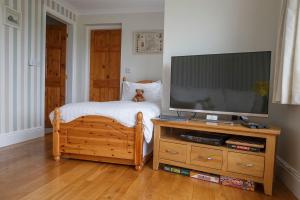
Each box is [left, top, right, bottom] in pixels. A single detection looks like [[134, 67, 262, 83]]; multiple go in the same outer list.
[[89, 29, 122, 102], [45, 16, 67, 128]]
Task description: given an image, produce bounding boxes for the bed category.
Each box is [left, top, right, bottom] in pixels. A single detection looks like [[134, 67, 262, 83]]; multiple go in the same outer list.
[[51, 80, 161, 170]]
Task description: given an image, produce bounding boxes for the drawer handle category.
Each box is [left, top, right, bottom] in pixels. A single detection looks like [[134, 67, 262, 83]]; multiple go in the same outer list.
[[196, 156, 215, 161], [165, 150, 179, 155], [237, 162, 255, 168]]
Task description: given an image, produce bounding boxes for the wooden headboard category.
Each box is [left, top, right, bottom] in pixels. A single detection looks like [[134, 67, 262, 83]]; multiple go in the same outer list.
[[137, 80, 155, 84], [123, 77, 155, 84]]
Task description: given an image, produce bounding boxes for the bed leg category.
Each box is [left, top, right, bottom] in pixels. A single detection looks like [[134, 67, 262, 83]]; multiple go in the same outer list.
[[134, 112, 144, 171], [53, 108, 61, 161], [135, 164, 143, 171], [54, 156, 60, 161]]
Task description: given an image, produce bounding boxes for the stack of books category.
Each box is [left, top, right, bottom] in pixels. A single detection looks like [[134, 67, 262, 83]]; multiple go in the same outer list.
[[226, 136, 265, 152], [220, 176, 255, 191], [190, 171, 220, 184], [162, 165, 190, 176]]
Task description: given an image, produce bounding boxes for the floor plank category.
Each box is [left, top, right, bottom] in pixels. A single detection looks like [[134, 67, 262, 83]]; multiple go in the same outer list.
[[0, 134, 297, 200]]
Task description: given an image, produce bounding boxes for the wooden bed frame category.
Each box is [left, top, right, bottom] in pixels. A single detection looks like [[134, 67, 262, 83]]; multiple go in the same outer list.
[[52, 79, 154, 170]]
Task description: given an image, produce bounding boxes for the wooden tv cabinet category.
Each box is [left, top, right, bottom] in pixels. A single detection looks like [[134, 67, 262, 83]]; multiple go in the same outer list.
[[152, 119, 280, 196]]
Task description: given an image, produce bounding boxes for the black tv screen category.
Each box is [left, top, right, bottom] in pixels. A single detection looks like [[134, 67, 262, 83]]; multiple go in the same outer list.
[[170, 52, 271, 117]]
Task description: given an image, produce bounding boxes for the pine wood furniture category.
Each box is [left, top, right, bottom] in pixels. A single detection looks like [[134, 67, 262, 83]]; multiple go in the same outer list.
[[152, 119, 281, 196], [45, 24, 67, 128], [90, 29, 122, 102], [52, 80, 154, 170], [52, 110, 147, 170]]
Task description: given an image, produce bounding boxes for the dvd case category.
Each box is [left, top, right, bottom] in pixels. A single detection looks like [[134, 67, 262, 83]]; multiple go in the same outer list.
[[220, 176, 255, 191], [190, 171, 220, 184]]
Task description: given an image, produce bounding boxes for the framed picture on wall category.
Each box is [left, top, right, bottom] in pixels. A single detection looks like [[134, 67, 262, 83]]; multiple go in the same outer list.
[[134, 31, 163, 54], [4, 6, 21, 29]]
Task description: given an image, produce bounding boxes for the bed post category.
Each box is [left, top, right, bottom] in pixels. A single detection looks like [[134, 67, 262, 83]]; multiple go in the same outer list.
[[53, 108, 61, 161], [135, 112, 144, 171]]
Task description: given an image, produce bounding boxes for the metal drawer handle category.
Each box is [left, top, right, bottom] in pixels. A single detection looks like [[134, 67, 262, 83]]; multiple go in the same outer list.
[[237, 162, 254, 168], [197, 156, 215, 161], [246, 163, 254, 167], [165, 150, 179, 155]]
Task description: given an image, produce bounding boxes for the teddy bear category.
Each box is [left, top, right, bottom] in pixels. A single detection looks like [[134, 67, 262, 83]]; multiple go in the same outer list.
[[132, 89, 145, 102]]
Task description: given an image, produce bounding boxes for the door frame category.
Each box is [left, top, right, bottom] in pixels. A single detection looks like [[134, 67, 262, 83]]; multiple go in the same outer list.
[[41, 7, 76, 128], [85, 24, 122, 101]]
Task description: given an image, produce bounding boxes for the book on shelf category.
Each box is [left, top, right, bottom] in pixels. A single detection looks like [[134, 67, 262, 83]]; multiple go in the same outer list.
[[226, 136, 265, 152], [161, 164, 256, 191], [220, 176, 255, 191], [227, 144, 262, 152], [162, 164, 190, 176], [190, 171, 220, 184]]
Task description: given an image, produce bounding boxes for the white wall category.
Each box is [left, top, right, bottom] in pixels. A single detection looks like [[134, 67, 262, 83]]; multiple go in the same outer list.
[[163, 0, 300, 198], [162, 0, 281, 114], [75, 12, 164, 102], [271, 105, 300, 171], [270, 104, 300, 198]]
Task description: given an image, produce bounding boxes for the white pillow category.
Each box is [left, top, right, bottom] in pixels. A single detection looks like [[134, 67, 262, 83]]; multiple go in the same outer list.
[[122, 81, 162, 104]]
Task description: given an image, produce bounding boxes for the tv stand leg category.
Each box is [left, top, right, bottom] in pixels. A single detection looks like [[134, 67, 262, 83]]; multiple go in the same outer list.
[[153, 161, 159, 170], [264, 182, 273, 196], [263, 136, 276, 196], [153, 125, 161, 170]]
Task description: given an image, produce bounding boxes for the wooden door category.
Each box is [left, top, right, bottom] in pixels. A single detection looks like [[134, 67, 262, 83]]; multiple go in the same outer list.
[[90, 30, 121, 102], [45, 25, 67, 128]]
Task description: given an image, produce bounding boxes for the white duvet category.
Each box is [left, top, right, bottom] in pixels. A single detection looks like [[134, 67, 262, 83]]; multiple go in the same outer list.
[[49, 101, 161, 143]]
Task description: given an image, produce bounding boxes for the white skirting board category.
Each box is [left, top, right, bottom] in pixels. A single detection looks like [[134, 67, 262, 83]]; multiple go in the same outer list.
[[44, 128, 53, 134], [0, 127, 44, 148], [276, 156, 300, 199]]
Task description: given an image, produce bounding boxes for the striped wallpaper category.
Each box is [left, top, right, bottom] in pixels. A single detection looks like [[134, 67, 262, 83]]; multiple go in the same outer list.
[[0, 0, 76, 135]]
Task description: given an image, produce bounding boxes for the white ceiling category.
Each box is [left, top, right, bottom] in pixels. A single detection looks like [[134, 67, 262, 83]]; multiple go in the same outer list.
[[63, 0, 164, 15]]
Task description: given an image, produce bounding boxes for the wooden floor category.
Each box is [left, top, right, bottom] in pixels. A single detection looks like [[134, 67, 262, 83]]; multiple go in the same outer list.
[[0, 134, 297, 200]]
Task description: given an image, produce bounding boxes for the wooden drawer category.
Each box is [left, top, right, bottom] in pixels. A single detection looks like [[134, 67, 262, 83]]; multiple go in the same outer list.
[[190, 146, 223, 170], [159, 141, 187, 163], [227, 152, 265, 177]]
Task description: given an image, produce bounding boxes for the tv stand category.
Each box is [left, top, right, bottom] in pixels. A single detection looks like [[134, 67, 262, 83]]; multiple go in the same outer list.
[[152, 119, 280, 196]]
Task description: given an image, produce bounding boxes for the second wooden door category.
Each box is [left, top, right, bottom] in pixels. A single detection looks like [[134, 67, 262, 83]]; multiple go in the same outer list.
[[90, 30, 121, 102]]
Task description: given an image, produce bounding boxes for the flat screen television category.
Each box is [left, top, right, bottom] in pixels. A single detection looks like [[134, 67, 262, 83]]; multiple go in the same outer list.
[[170, 51, 271, 117]]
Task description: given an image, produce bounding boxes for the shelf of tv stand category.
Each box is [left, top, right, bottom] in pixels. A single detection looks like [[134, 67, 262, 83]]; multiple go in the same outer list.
[[154, 119, 280, 137], [152, 119, 280, 196]]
